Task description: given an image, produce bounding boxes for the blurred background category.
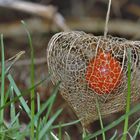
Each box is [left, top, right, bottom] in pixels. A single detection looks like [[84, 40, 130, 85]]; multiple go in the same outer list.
[[0, 0, 140, 139]]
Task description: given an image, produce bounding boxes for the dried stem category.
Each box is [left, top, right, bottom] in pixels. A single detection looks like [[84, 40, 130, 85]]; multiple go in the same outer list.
[[104, 0, 112, 37]]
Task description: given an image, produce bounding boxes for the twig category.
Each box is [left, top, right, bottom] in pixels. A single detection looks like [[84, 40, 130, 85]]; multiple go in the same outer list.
[[104, 0, 112, 37], [1, 18, 140, 38], [0, 51, 25, 74], [5, 51, 25, 72], [0, 0, 70, 31], [0, 57, 46, 68], [11, 57, 47, 66]]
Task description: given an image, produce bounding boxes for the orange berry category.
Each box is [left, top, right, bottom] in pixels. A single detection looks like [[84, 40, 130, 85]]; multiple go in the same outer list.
[[85, 52, 122, 94]]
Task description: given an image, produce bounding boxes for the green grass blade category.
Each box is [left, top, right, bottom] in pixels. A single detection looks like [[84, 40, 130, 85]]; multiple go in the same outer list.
[[0, 76, 48, 112], [85, 103, 140, 139], [1, 132, 5, 140], [50, 132, 59, 140], [45, 83, 60, 122], [9, 113, 20, 128], [34, 82, 60, 128], [23, 75, 50, 93], [0, 34, 5, 125], [51, 119, 80, 129], [10, 86, 16, 122], [95, 97, 106, 140], [7, 74, 31, 118], [128, 118, 140, 131], [23, 82, 60, 138], [35, 93, 56, 125], [29, 82, 60, 130], [65, 132, 71, 140], [10, 85, 19, 127], [37, 93, 40, 113], [4, 86, 10, 104], [39, 109, 62, 139], [36, 122, 39, 140], [133, 122, 140, 139], [58, 123, 62, 140], [21, 20, 35, 139], [122, 49, 131, 140], [82, 128, 88, 140], [36, 93, 40, 140], [110, 130, 117, 140]]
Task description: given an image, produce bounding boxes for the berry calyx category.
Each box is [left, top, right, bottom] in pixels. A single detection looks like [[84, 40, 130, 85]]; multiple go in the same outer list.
[[85, 52, 122, 94]]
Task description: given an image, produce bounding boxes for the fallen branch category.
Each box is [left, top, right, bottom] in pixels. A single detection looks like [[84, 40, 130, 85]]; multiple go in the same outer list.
[[0, 18, 140, 38], [0, 0, 69, 31]]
